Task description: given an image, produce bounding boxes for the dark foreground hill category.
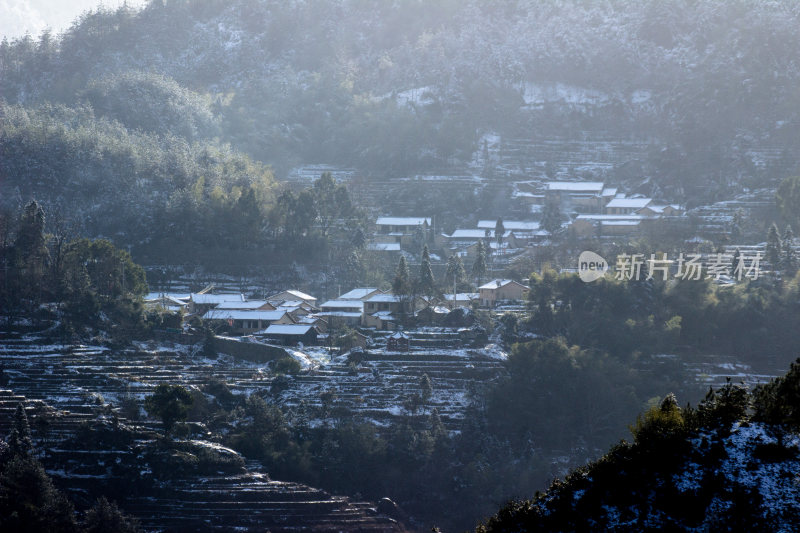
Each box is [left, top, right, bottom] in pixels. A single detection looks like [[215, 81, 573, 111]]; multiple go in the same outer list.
[[478, 364, 800, 532]]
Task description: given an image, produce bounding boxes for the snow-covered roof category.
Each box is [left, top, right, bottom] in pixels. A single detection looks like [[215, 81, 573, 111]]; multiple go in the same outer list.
[[477, 220, 541, 231], [547, 181, 604, 192], [191, 293, 245, 304], [601, 220, 642, 226], [575, 214, 645, 221], [202, 310, 289, 321], [372, 311, 396, 320], [337, 288, 380, 300], [449, 229, 513, 239], [606, 198, 652, 209], [367, 243, 402, 251], [280, 289, 316, 301], [375, 216, 431, 226], [387, 331, 409, 339], [479, 279, 529, 290], [275, 299, 312, 308], [601, 187, 618, 197], [261, 324, 316, 336], [145, 292, 190, 302], [320, 300, 364, 310], [365, 293, 403, 303], [145, 295, 187, 306], [215, 300, 272, 310], [444, 293, 479, 301], [318, 311, 363, 319]]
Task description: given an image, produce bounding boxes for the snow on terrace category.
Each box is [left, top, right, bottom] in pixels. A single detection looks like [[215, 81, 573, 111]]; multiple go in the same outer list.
[[0, 333, 508, 432]]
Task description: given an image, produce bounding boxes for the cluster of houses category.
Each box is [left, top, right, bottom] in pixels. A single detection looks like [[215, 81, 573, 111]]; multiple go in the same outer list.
[[368, 181, 686, 261], [145, 278, 531, 345], [145, 288, 323, 345], [523, 180, 684, 237]]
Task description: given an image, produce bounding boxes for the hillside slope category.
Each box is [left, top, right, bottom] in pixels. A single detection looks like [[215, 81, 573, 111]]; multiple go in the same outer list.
[[478, 367, 800, 532]]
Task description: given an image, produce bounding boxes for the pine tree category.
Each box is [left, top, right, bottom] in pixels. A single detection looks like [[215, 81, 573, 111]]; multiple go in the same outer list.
[[542, 197, 565, 234], [144, 384, 194, 436], [472, 241, 488, 284], [392, 256, 410, 297], [419, 373, 433, 412], [766, 223, 782, 268], [12, 200, 50, 305], [730, 209, 744, 241], [84, 497, 141, 533], [445, 254, 466, 289], [418, 245, 435, 297], [495, 218, 505, 249], [8, 403, 33, 456], [781, 226, 797, 276], [783, 225, 795, 247], [0, 455, 78, 532]]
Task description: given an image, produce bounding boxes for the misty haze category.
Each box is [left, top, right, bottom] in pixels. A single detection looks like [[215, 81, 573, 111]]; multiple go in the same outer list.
[[1, 1, 800, 531]]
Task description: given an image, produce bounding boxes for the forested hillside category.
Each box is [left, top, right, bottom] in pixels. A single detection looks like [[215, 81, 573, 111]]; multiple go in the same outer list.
[[478, 362, 800, 532], [2, 0, 800, 190]]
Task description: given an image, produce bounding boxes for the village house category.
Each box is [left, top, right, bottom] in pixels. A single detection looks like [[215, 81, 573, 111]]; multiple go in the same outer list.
[[268, 289, 317, 307], [444, 292, 479, 308], [545, 181, 606, 212], [362, 292, 428, 329], [636, 204, 684, 216], [259, 324, 319, 346], [144, 293, 188, 313], [215, 300, 276, 311], [366, 242, 402, 253], [202, 309, 294, 335], [295, 314, 328, 333], [605, 197, 653, 215], [188, 293, 246, 315], [319, 299, 364, 327], [571, 214, 646, 238], [337, 287, 382, 301], [478, 279, 530, 307], [373, 216, 431, 247]]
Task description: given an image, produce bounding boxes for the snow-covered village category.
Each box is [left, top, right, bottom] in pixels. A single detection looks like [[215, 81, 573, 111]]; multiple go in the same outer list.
[[3, 1, 800, 532]]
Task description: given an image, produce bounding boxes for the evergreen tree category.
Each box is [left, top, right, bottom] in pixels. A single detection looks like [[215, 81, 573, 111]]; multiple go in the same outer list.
[[84, 497, 141, 533], [766, 223, 782, 268], [542, 197, 565, 234], [495, 218, 505, 249], [781, 226, 797, 276], [392, 256, 411, 298], [393, 256, 412, 324], [144, 384, 194, 436], [419, 373, 433, 412], [350, 226, 367, 249], [233, 187, 261, 248], [7, 403, 33, 457], [753, 358, 800, 443], [418, 245, 435, 297], [12, 200, 50, 305], [777, 175, 800, 231], [730, 209, 744, 241], [445, 254, 466, 290], [472, 241, 488, 284], [782, 225, 795, 249], [0, 455, 78, 533]]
